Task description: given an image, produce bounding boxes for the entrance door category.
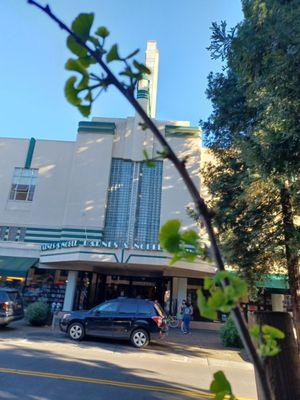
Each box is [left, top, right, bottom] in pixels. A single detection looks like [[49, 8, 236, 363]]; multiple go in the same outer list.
[[85, 301, 119, 337]]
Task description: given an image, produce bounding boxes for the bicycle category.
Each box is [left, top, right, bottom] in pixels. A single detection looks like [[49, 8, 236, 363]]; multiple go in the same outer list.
[[166, 315, 180, 328]]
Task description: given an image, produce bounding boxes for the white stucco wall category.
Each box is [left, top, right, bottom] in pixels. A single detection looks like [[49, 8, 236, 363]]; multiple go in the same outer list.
[[30, 140, 74, 227], [96, 115, 201, 231], [63, 131, 114, 229], [160, 136, 201, 230], [0, 138, 29, 223], [0, 115, 201, 236], [0, 138, 74, 227]]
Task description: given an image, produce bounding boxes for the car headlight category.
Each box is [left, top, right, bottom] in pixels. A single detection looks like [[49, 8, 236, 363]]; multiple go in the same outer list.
[[62, 313, 71, 320]]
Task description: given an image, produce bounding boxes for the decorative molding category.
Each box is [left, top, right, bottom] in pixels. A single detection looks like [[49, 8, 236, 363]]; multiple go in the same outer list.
[[137, 89, 149, 99], [165, 125, 201, 138], [25, 137, 36, 169], [78, 121, 116, 134], [0, 225, 103, 244], [40, 250, 119, 263]]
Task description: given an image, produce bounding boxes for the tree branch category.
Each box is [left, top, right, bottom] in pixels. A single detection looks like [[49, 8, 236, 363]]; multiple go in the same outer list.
[[27, 1, 274, 398]]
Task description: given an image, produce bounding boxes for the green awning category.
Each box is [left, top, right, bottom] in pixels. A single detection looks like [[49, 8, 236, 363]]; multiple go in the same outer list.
[[257, 274, 289, 293], [0, 256, 38, 277]]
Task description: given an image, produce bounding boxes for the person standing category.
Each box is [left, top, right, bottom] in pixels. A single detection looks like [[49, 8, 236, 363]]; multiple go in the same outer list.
[[182, 301, 193, 334], [178, 299, 186, 331]]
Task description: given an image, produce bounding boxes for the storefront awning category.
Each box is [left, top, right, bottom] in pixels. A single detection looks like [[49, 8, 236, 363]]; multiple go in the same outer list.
[[257, 274, 289, 294], [0, 256, 38, 277]]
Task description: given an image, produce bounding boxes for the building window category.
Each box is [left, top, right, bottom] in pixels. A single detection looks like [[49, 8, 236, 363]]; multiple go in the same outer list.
[[134, 161, 163, 245], [0, 227, 7, 241], [7, 227, 18, 241], [104, 158, 163, 246], [104, 159, 134, 243], [0, 226, 26, 242], [9, 168, 38, 202], [19, 227, 27, 241]]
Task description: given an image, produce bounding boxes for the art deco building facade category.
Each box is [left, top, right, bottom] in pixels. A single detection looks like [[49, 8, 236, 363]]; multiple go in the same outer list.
[[5, 42, 287, 318]]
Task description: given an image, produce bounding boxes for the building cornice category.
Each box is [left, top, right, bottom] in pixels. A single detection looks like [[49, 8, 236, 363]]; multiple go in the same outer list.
[[78, 121, 116, 134], [165, 125, 201, 138]]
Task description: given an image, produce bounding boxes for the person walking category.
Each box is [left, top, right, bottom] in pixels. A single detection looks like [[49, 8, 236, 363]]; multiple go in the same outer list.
[[182, 301, 193, 334]]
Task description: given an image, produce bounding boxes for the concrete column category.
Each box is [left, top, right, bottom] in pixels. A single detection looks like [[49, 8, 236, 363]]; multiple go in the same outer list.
[[271, 294, 284, 311], [54, 270, 61, 284], [177, 278, 188, 306], [172, 277, 187, 316], [63, 271, 78, 311]]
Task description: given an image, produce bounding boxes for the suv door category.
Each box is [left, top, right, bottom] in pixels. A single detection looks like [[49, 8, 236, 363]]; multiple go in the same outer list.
[[113, 301, 138, 338], [85, 301, 119, 338]]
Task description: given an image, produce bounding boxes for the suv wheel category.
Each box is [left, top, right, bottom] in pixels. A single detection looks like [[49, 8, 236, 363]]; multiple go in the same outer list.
[[68, 322, 85, 341], [131, 328, 149, 348]]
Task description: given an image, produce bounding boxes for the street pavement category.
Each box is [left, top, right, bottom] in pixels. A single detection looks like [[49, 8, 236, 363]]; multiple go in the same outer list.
[[0, 321, 257, 400]]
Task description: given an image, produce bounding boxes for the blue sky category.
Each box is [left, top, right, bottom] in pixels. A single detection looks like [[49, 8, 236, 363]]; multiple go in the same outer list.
[[1, 1, 243, 141]]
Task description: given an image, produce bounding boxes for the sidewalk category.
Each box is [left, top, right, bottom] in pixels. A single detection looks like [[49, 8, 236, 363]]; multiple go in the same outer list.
[[190, 320, 222, 331]]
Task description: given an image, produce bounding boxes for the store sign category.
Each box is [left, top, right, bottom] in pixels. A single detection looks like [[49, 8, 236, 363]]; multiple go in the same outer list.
[[41, 239, 161, 252], [41, 240, 79, 251]]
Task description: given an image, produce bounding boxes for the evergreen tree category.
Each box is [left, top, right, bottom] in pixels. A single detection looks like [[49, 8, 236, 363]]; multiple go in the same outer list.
[[202, 0, 300, 334]]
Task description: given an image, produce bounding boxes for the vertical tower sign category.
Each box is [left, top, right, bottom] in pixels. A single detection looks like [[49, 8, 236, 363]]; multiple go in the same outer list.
[[145, 41, 159, 118], [136, 41, 159, 118]]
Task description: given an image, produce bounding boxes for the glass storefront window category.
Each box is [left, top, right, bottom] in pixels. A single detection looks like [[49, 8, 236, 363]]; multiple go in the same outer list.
[[0, 276, 25, 290], [73, 272, 171, 312], [23, 268, 67, 309]]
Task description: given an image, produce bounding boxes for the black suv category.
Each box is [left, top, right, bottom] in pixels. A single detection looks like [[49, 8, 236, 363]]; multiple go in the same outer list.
[[0, 289, 24, 327], [60, 298, 168, 348]]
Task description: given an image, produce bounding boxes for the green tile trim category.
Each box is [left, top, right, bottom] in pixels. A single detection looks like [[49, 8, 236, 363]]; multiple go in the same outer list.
[[24, 239, 60, 243], [165, 124, 200, 130], [26, 227, 103, 233], [78, 121, 116, 134], [25, 233, 62, 238], [26, 228, 62, 232], [25, 138, 36, 169], [62, 228, 103, 233], [60, 234, 102, 239], [26, 234, 102, 240], [165, 132, 201, 138], [78, 127, 115, 134], [78, 121, 116, 128], [165, 125, 201, 138], [137, 89, 149, 99]]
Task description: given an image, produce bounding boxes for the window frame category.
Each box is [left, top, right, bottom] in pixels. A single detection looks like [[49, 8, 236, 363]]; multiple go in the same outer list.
[[104, 158, 163, 247], [8, 167, 38, 202]]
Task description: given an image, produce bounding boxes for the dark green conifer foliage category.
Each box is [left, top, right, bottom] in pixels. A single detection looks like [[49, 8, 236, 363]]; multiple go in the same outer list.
[[203, 0, 300, 328]]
